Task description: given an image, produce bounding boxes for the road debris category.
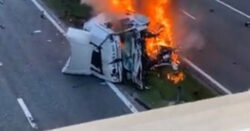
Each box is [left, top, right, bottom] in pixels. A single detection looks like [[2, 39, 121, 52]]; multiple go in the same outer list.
[[244, 22, 250, 27], [40, 11, 45, 19], [0, 0, 4, 5], [0, 62, 3, 67], [0, 24, 5, 30], [47, 39, 52, 43], [233, 62, 238, 65], [209, 8, 215, 13], [32, 30, 42, 35]]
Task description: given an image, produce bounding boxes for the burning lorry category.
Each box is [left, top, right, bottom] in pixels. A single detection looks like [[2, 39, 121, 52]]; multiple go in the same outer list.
[[62, 13, 180, 89]]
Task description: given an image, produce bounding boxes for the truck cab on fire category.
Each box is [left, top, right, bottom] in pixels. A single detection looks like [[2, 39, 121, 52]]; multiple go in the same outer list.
[[62, 13, 174, 89]]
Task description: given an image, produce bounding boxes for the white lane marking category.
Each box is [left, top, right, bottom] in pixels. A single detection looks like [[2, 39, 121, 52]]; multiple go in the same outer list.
[[216, 0, 250, 19], [182, 10, 197, 20], [30, 0, 66, 34], [106, 82, 139, 113], [17, 98, 38, 129], [183, 58, 232, 94]]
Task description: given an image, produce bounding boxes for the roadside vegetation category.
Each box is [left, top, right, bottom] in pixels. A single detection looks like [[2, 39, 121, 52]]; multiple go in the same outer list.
[[43, 0, 92, 27], [138, 67, 218, 108]]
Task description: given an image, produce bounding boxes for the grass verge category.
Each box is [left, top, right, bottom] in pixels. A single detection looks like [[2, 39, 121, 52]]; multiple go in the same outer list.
[[43, 0, 92, 26], [138, 67, 218, 108]]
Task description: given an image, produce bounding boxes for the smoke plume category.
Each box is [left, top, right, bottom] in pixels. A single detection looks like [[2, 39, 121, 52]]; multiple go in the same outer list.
[[81, 0, 134, 14], [173, 10, 205, 53], [81, 0, 204, 53]]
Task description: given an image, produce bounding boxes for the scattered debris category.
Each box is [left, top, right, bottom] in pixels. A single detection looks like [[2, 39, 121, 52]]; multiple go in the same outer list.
[[145, 86, 150, 90], [0, 62, 3, 66], [31, 30, 42, 35], [209, 8, 215, 13], [0, 0, 4, 5], [33, 30, 42, 33], [40, 11, 46, 19], [0, 24, 5, 30], [244, 21, 250, 27], [47, 39, 52, 43]]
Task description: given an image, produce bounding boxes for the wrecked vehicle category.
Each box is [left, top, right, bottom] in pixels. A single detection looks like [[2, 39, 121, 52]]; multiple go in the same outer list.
[[62, 13, 178, 89]]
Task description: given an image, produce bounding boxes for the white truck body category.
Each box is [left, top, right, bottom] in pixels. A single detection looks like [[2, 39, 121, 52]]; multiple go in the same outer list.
[[62, 13, 150, 88]]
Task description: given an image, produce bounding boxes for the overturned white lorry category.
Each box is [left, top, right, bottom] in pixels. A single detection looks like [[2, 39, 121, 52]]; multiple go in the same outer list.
[[62, 13, 176, 89]]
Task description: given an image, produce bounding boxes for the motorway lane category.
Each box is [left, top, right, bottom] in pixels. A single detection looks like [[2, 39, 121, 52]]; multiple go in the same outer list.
[[179, 0, 250, 92], [222, 0, 250, 15], [0, 0, 130, 130], [0, 78, 32, 131]]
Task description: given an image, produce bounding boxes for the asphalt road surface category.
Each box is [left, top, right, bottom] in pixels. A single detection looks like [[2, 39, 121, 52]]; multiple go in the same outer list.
[[1, 0, 249, 130], [179, 0, 250, 93], [0, 0, 130, 130]]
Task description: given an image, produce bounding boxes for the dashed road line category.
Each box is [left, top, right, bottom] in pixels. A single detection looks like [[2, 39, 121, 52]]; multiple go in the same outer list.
[[182, 10, 197, 20], [183, 58, 232, 94], [216, 0, 250, 19], [106, 82, 139, 113], [17, 98, 38, 129]]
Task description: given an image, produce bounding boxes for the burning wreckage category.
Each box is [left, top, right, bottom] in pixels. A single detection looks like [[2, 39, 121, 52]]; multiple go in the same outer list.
[[62, 13, 183, 89]]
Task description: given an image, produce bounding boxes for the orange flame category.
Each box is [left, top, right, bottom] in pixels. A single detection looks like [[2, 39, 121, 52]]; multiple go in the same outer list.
[[111, 0, 135, 13], [106, 0, 184, 84], [171, 51, 180, 65], [109, 0, 175, 53], [145, 1, 174, 58], [167, 72, 185, 84]]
